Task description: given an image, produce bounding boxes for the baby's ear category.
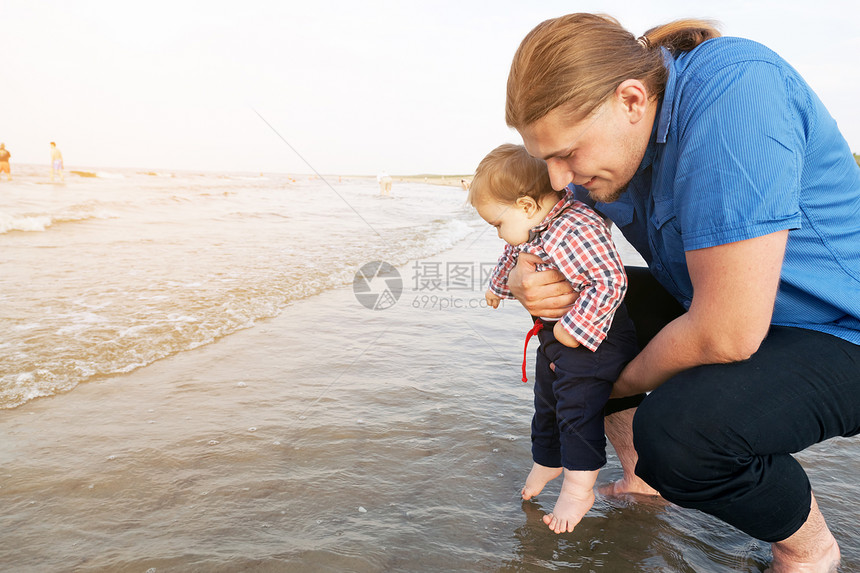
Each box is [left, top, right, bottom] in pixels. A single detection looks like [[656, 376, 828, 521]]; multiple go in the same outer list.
[[515, 196, 539, 216]]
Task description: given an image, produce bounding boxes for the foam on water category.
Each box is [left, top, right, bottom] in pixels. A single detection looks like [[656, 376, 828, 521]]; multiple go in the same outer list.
[[0, 213, 53, 233], [0, 169, 481, 408], [0, 201, 121, 234]]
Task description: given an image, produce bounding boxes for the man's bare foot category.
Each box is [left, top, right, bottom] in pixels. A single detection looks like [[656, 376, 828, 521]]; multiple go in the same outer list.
[[596, 475, 659, 497], [602, 407, 660, 498], [542, 468, 599, 534], [765, 494, 840, 573], [521, 462, 562, 500]]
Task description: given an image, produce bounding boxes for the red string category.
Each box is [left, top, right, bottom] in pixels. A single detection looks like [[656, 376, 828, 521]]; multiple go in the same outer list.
[[522, 319, 543, 383]]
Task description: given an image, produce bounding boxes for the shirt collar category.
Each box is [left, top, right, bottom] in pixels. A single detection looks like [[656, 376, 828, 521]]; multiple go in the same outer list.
[[632, 47, 675, 176], [657, 47, 676, 144]]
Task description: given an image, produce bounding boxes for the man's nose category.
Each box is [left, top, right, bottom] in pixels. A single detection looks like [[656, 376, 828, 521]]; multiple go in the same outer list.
[[546, 158, 574, 191]]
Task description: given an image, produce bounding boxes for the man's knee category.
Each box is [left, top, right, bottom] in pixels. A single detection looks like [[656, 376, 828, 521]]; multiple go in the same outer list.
[[632, 381, 747, 500]]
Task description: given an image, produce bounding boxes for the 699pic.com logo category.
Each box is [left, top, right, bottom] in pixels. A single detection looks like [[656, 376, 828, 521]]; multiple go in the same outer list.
[[353, 261, 403, 310]]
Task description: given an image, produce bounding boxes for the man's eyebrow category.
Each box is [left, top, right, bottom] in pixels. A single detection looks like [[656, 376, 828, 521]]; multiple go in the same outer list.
[[539, 147, 571, 161]]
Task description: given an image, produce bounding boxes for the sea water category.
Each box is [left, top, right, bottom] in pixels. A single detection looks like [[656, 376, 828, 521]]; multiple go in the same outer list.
[[0, 166, 857, 572], [0, 166, 477, 409]]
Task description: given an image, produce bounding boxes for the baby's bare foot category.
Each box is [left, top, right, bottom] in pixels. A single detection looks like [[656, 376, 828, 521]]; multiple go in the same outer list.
[[542, 469, 599, 534], [521, 462, 563, 500]]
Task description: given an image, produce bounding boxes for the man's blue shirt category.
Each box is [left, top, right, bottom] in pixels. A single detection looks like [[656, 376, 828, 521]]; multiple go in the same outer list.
[[573, 37, 860, 345]]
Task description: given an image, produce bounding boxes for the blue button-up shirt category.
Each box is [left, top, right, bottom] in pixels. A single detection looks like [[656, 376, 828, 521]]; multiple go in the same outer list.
[[573, 37, 860, 345]]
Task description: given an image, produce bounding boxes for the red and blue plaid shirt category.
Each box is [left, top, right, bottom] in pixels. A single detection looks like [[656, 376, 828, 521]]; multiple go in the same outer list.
[[488, 190, 627, 351]]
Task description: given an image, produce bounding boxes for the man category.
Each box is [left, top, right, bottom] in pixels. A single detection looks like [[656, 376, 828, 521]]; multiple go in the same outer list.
[[50, 141, 64, 182], [505, 13, 860, 572], [0, 143, 11, 181]]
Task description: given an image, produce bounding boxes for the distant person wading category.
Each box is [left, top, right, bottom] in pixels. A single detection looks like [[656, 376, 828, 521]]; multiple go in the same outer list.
[[0, 144, 11, 181], [50, 141, 64, 182]]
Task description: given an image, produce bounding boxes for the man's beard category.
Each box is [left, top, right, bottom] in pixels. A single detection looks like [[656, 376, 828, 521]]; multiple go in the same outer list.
[[590, 182, 629, 204]]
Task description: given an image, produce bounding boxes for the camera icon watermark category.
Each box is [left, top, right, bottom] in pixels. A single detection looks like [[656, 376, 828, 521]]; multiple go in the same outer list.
[[353, 260, 403, 310]]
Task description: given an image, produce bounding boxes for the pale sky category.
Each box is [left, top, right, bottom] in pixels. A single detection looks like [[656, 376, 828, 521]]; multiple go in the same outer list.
[[3, 0, 858, 175]]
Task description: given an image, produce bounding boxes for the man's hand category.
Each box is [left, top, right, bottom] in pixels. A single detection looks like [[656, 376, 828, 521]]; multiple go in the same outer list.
[[508, 253, 578, 318]]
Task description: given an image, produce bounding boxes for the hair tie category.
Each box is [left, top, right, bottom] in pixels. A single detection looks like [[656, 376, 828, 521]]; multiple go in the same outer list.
[[637, 35, 651, 49]]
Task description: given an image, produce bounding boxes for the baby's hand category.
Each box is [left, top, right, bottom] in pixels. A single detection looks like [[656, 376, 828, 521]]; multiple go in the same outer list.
[[485, 289, 502, 309], [553, 321, 581, 348]]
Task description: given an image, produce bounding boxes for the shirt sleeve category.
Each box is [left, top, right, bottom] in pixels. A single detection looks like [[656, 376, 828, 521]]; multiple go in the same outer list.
[[543, 218, 627, 351], [487, 244, 518, 299], [672, 59, 804, 250]]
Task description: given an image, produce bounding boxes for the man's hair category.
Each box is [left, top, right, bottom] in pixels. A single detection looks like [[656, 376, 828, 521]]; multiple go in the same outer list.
[[506, 13, 720, 129], [468, 144, 557, 206]]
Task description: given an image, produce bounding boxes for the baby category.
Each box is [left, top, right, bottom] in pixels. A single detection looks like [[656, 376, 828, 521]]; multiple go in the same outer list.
[[470, 144, 638, 534]]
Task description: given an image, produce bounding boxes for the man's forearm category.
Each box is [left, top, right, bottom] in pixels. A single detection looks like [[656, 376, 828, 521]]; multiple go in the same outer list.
[[613, 312, 737, 396], [615, 233, 786, 397]]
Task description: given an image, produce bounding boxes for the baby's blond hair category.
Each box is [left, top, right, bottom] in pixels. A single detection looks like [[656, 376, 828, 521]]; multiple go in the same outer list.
[[468, 144, 559, 207]]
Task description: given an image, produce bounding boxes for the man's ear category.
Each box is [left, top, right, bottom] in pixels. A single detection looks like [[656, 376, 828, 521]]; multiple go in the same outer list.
[[515, 196, 539, 217], [615, 79, 649, 124]]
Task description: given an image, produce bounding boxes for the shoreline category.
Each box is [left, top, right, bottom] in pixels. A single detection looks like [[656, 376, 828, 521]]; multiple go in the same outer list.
[[395, 174, 472, 188]]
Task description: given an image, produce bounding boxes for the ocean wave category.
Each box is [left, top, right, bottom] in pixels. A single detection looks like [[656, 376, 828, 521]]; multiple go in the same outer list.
[[0, 294, 286, 409], [95, 171, 127, 179], [134, 171, 176, 178], [0, 213, 53, 233], [384, 217, 482, 266], [0, 217, 481, 409], [69, 170, 127, 179], [0, 205, 118, 234], [0, 178, 484, 409], [221, 211, 291, 221]]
